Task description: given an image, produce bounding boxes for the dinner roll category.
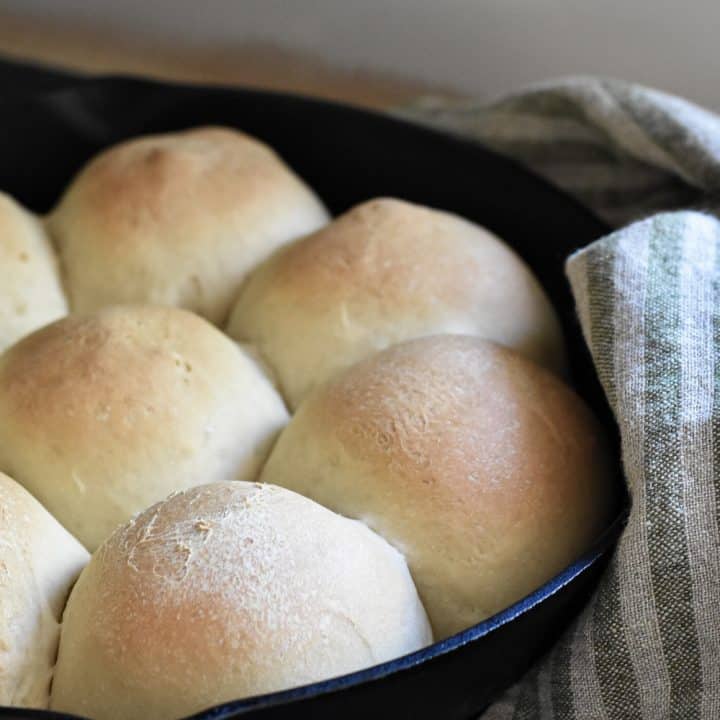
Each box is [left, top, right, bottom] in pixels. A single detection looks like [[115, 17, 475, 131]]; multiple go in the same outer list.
[[0, 472, 88, 708], [0, 306, 288, 550], [51, 482, 432, 720], [260, 335, 615, 639], [47, 126, 329, 324], [0, 192, 67, 353], [227, 197, 565, 409]]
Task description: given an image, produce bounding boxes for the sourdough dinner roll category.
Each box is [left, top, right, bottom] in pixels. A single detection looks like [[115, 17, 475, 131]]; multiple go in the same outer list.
[[48, 126, 329, 324], [260, 335, 615, 639], [51, 482, 432, 720], [0, 306, 288, 550], [227, 198, 565, 409], [0, 472, 88, 708], [0, 192, 67, 353]]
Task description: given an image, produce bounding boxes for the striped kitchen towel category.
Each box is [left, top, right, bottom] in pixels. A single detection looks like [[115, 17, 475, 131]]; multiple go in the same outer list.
[[402, 78, 720, 719]]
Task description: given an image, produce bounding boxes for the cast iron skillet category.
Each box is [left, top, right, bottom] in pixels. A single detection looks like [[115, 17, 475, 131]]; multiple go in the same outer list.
[[0, 62, 625, 720]]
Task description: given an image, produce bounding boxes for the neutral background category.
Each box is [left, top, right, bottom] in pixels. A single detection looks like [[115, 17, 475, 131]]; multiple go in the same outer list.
[[0, 1, 715, 109]]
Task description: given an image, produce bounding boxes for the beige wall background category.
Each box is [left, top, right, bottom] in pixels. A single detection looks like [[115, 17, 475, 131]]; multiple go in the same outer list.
[[1, 1, 715, 109]]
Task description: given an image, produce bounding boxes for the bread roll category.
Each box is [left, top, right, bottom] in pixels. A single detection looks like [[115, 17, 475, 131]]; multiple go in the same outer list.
[[47, 127, 329, 324], [0, 306, 288, 550], [0, 192, 67, 353], [227, 198, 565, 409], [260, 335, 615, 639], [0, 472, 88, 708], [51, 482, 432, 720]]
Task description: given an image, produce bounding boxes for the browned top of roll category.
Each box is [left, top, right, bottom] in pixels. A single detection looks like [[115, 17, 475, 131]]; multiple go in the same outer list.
[[48, 126, 329, 324], [261, 335, 615, 638], [228, 198, 566, 409], [51, 482, 431, 720], [0, 305, 288, 550]]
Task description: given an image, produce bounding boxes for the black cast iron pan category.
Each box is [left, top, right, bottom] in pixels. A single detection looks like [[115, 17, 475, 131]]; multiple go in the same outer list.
[[0, 60, 625, 720]]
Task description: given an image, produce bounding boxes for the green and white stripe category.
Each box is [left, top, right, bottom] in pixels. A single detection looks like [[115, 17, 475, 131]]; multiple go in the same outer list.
[[611, 226, 670, 720], [679, 216, 720, 720]]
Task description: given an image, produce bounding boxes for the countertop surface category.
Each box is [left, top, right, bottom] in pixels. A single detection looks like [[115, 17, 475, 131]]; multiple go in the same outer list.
[[0, 2, 718, 109], [0, 12, 452, 109]]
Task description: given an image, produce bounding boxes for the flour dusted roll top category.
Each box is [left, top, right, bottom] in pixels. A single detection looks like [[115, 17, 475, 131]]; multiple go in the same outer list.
[[50, 482, 432, 720], [261, 335, 615, 639], [0, 472, 88, 709], [47, 126, 329, 324], [0, 305, 288, 550], [227, 198, 566, 409], [0, 192, 67, 353]]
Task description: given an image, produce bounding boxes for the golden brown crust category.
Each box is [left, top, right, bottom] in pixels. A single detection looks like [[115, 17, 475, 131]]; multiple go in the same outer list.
[[0, 306, 289, 550], [48, 126, 329, 324], [227, 198, 566, 409], [0, 192, 67, 353], [252, 198, 483, 311], [51, 482, 431, 720], [260, 335, 615, 638]]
